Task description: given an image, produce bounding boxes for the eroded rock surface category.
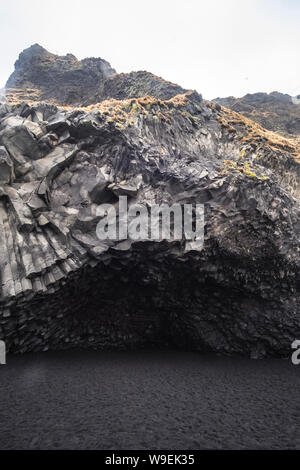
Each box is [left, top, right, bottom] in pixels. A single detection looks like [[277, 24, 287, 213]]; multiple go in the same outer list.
[[0, 83, 299, 356], [5, 45, 186, 106], [214, 91, 300, 138], [6, 44, 116, 106]]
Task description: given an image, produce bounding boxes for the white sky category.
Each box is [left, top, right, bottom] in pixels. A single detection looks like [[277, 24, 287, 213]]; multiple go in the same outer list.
[[0, 0, 300, 99]]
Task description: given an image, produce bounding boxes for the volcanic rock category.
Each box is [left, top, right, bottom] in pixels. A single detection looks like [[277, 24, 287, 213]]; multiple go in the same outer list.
[[0, 46, 299, 356], [6, 45, 187, 107], [214, 91, 300, 137], [6, 44, 116, 105]]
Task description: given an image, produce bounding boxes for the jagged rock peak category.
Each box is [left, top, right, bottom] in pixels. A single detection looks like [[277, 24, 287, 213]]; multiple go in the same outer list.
[[6, 44, 117, 105], [5, 45, 189, 106]]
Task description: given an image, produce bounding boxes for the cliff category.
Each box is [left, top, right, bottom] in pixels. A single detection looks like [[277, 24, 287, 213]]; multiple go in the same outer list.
[[214, 91, 300, 137], [0, 46, 299, 356], [5, 44, 187, 106]]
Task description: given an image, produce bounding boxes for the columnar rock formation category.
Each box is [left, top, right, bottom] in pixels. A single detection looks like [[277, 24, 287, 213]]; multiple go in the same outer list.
[[0, 46, 299, 356]]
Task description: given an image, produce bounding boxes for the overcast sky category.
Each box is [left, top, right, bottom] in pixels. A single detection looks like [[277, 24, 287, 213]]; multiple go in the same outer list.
[[0, 0, 299, 99]]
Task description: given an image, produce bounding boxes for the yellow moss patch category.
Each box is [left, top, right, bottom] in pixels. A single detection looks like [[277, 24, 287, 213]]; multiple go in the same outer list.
[[222, 160, 268, 180]]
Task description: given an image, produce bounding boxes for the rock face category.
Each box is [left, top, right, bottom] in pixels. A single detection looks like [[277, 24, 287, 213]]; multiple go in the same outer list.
[[6, 45, 186, 106], [214, 91, 300, 138], [0, 46, 299, 357], [90, 71, 187, 104], [6, 44, 116, 105]]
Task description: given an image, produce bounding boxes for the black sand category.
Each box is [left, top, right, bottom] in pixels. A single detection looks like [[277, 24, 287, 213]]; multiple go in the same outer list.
[[0, 351, 299, 449]]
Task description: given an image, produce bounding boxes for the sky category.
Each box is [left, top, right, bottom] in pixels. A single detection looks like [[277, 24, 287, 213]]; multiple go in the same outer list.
[[0, 0, 300, 99]]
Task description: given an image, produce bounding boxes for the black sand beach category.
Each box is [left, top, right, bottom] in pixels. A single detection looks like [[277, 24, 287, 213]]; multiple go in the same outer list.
[[0, 351, 299, 450]]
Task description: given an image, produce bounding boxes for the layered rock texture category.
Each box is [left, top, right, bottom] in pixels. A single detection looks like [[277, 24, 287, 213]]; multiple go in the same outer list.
[[214, 91, 300, 138], [0, 45, 299, 356]]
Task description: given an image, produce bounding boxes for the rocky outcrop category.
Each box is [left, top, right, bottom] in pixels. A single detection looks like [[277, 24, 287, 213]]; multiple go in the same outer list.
[[0, 85, 299, 357], [6, 44, 116, 105], [89, 71, 187, 104], [214, 91, 300, 138], [5, 45, 187, 106]]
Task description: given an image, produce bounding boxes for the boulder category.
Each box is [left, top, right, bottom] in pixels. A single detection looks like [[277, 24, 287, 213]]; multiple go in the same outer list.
[[0, 125, 42, 165], [0, 146, 14, 184]]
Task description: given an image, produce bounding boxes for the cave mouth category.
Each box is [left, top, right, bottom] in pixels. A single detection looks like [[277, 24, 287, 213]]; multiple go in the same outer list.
[[7, 244, 293, 357], [9, 246, 214, 353]]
